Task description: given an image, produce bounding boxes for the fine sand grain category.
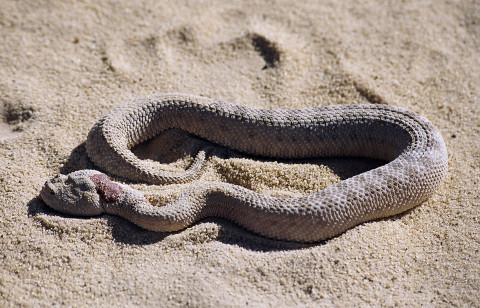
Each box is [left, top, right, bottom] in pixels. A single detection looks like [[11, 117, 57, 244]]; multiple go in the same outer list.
[[1, 1, 479, 306]]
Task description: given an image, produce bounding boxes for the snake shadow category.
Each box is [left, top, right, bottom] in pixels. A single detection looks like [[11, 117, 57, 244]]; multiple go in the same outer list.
[[28, 193, 417, 252], [30, 139, 411, 252], [29, 193, 311, 251]]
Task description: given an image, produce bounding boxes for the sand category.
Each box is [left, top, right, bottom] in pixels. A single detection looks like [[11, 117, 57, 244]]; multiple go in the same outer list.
[[1, 0, 479, 306]]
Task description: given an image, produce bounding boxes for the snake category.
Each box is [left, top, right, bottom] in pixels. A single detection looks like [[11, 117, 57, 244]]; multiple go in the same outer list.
[[40, 93, 448, 242]]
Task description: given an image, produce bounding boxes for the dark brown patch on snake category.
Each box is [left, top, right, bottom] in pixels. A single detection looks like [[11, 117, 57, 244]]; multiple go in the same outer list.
[[89, 173, 123, 202]]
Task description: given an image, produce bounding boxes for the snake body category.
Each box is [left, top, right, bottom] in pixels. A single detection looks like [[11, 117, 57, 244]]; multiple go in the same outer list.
[[41, 94, 447, 242]]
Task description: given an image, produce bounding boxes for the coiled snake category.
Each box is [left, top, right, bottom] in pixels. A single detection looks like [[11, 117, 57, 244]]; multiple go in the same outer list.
[[41, 94, 447, 242]]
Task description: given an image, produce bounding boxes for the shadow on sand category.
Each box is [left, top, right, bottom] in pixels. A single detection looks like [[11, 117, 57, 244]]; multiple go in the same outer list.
[[28, 135, 392, 251]]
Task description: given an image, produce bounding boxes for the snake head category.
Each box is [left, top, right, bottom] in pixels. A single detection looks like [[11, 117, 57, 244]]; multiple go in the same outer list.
[[40, 170, 105, 216]]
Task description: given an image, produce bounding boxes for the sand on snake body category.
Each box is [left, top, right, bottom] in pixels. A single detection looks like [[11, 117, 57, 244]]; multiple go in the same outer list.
[[41, 94, 448, 242]]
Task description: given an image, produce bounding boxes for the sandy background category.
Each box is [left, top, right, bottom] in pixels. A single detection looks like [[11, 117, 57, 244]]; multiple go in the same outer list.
[[1, 0, 479, 306]]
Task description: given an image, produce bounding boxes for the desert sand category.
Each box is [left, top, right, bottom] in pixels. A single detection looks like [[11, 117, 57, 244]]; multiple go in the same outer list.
[[1, 0, 479, 306]]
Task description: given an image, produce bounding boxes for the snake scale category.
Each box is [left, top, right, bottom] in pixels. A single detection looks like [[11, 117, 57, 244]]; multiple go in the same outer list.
[[41, 94, 447, 242]]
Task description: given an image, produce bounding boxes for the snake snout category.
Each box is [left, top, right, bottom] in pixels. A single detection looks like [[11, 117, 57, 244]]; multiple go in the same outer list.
[[40, 177, 65, 211], [40, 180, 57, 199]]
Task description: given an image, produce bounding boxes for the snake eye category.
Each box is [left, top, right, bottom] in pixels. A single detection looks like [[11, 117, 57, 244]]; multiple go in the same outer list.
[[49, 190, 55, 195]]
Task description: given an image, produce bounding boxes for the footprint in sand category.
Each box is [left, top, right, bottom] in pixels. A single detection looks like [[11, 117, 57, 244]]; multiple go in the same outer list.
[[98, 17, 388, 109], [0, 99, 36, 141]]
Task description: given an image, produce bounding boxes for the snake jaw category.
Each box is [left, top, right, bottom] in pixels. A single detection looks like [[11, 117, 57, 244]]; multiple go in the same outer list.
[[40, 171, 105, 216]]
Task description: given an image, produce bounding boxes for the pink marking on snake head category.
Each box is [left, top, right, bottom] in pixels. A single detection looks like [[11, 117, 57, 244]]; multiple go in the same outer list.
[[89, 173, 123, 202]]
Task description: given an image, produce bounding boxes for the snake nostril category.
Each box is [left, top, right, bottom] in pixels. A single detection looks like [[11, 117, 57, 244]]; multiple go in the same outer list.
[[45, 182, 57, 196]]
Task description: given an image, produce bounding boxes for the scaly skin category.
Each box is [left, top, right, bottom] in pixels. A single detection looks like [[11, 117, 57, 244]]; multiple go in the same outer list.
[[41, 94, 448, 242]]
